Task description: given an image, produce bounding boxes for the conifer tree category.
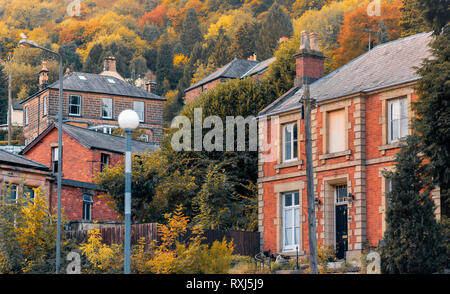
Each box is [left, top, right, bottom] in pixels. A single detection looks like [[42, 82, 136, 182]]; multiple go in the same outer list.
[[83, 43, 104, 74], [180, 8, 203, 55], [416, 0, 450, 35], [232, 22, 257, 59], [399, 0, 430, 37], [381, 135, 446, 273], [414, 24, 450, 218], [257, 1, 293, 60]]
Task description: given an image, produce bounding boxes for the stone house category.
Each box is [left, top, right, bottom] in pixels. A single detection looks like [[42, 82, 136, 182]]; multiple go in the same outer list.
[[20, 56, 165, 146]]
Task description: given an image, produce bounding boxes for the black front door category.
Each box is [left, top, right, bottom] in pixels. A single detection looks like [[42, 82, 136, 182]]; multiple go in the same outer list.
[[335, 204, 348, 260]]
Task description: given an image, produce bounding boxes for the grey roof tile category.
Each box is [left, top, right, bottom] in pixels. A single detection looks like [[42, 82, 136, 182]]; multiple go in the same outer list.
[[22, 72, 165, 103], [185, 58, 259, 91], [259, 32, 433, 117], [60, 123, 159, 154], [0, 149, 49, 170], [242, 57, 276, 78]]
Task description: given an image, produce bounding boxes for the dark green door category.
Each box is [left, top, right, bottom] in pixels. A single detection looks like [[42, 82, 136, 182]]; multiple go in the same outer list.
[[335, 204, 348, 260]]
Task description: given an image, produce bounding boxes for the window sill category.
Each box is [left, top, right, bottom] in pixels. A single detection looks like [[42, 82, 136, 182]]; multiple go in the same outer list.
[[378, 142, 401, 151], [319, 150, 352, 160], [274, 160, 303, 172]]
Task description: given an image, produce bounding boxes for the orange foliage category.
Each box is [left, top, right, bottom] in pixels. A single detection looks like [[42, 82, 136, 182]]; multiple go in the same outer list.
[[334, 0, 401, 67], [139, 4, 168, 27], [59, 20, 105, 46]]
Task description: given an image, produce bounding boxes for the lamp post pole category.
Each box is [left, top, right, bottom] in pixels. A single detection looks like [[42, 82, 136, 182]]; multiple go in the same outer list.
[[7, 54, 12, 146], [118, 109, 139, 274], [124, 129, 132, 274], [19, 36, 64, 274]]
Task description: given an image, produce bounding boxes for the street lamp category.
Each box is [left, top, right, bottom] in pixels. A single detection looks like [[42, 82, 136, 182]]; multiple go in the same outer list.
[[118, 109, 140, 274], [19, 34, 64, 274]]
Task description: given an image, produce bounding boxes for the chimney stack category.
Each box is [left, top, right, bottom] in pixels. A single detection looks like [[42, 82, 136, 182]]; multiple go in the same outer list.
[[294, 31, 324, 87], [103, 55, 117, 72], [247, 53, 257, 61], [145, 72, 157, 94], [39, 61, 49, 91], [64, 67, 71, 76]]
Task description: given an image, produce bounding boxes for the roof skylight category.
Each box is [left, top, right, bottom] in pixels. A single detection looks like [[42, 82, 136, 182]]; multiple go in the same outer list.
[[78, 75, 87, 80]]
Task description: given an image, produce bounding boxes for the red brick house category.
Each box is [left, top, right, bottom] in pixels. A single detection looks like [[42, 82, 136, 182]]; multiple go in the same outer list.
[[257, 31, 439, 261], [20, 122, 158, 222], [20, 56, 165, 146], [184, 56, 276, 103]]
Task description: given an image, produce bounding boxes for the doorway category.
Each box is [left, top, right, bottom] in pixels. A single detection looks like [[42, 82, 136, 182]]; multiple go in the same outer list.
[[335, 185, 348, 260]]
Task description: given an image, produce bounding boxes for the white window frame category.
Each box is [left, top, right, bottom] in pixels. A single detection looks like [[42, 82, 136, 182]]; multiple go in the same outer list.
[[133, 101, 145, 122], [43, 96, 48, 116], [82, 194, 93, 221], [282, 122, 298, 163], [52, 147, 59, 172], [282, 191, 300, 252], [102, 98, 113, 119], [68, 95, 81, 116], [387, 97, 408, 143], [24, 106, 29, 125], [100, 153, 110, 172]]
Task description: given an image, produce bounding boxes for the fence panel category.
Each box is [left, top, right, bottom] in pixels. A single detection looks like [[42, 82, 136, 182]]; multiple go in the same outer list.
[[66, 224, 259, 256]]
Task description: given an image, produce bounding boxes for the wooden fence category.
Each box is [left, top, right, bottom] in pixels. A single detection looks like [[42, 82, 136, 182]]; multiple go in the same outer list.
[[66, 223, 260, 256]]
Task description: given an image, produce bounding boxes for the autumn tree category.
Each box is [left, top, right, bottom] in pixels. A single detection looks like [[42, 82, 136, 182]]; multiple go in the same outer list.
[[140, 4, 168, 27], [334, 1, 401, 68], [83, 43, 104, 74]]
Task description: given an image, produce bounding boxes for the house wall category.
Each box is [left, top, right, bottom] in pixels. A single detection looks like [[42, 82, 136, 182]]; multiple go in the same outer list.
[[24, 127, 123, 183], [184, 79, 222, 104], [48, 183, 119, 222], [23, 89, 164, 145], [258, 84, 427, 259]]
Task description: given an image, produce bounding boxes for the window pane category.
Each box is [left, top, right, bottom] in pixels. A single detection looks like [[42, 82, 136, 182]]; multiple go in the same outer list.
[[294, 227, 300, 245], [390, 101, 400, 141], [294, 192, 299, 205], [285, 141, 291, 161], [285, 194, 292, 207], [294, 207, 300, 226], [102, 99, 113, 118], [400, 99, 408, 138], [328, 109, 345, 153], [285, 228, 292, 245], [134, 101, 145, 122]]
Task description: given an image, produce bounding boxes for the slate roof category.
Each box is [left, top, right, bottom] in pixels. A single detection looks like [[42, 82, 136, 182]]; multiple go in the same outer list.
[[185, 58, 259, 92], [21, 72, 165, 104], [259, 32, 433, 117], [61, 178, 103, 191], [0, 148, 49, 171], [13, 100, 23, 110], [21, 123, 159, 155], [242, 57, 276, 78]]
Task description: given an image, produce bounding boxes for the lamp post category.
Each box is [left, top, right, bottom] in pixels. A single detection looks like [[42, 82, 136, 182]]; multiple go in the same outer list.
[[118, 109, 140, 274], [19, 35, 64, 274]]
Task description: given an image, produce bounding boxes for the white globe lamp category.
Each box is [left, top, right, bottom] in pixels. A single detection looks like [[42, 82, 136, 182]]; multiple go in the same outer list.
[[118, 109, 140, 130]]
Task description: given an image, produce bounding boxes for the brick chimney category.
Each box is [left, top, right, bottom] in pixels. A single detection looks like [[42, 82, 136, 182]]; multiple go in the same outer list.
[[294, 31, 325, 87], [103, 55, 117, 72], [145, 72, 157, 94], [39, 61, 49, 91]]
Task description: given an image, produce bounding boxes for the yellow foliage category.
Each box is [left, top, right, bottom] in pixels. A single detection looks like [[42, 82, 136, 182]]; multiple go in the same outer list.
[[173, 54, 189, 67], [79, 226, 122, 272]]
